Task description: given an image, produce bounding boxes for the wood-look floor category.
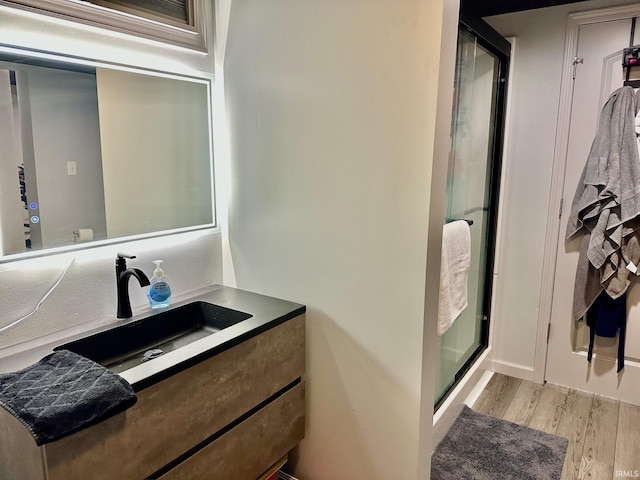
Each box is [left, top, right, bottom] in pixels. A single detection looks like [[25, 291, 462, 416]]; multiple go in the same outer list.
[[472, 373, 640, 480]]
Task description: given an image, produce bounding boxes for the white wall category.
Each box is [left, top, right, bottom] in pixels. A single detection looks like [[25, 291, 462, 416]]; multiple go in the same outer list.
[[0, 4, 222, 351], [222, 1, 458, 478], [485, 0, 635, 378]]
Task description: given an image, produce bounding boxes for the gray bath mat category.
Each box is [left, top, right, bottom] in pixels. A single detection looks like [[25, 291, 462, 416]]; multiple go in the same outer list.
[[432, 406, 568, 480]]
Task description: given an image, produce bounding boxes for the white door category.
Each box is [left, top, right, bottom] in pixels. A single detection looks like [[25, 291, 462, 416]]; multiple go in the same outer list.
[[546, 16, 640, 404]]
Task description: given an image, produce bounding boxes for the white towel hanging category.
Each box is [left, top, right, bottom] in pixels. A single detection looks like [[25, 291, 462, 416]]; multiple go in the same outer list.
[[437, 220, 471, 336]]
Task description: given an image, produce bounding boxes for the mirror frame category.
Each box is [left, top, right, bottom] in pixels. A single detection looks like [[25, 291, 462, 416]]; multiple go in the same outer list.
[[0, 43, 217, 264]]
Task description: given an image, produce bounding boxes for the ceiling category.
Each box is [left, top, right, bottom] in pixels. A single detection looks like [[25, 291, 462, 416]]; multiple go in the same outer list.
[[466, 0, 588, 17]]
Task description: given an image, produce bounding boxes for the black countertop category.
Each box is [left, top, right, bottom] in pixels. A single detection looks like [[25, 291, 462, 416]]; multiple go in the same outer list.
[[0, 285, 305, 392]]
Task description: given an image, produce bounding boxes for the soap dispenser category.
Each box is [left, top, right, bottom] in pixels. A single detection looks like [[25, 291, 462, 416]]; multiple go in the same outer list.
[[148, 260, 172, 309]]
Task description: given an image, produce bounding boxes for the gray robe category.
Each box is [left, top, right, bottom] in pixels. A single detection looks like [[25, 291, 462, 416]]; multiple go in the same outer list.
[[567, 86, 640, 319]]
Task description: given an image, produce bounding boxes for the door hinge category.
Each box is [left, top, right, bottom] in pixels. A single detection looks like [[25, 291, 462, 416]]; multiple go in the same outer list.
[[559, 198, 564, 219], [572, 57, 584, 79], [547, 323, 551, 343]]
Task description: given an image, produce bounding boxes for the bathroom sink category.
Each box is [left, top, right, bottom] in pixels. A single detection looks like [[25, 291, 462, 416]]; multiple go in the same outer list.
[[55, 302, 253, 373]]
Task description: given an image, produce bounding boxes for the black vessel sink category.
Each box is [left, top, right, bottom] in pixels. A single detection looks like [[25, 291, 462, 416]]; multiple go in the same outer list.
[[55, 302, 253, 373]]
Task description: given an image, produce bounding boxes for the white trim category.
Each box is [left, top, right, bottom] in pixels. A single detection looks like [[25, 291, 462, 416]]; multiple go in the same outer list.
[[534, 3, 640, 385], [486, 37, 514, 374], [533, 10, 578, 384], [465, 370, 494, 407], [492, 359, 534, 382], [0, 43, 212, 81], [419, 1, 461, 477], [0, 0, 208, 52], [432, 349, 493, 450], [491, 36, 515, 279], [569, 3, 640, 24]]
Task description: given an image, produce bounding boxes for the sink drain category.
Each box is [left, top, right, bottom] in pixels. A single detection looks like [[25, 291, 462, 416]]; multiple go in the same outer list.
[[142, 348, 164, 362]]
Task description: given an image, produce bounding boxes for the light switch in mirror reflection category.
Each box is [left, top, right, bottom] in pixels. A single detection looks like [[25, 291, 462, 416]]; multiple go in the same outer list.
[[0, 46, 215, 260]]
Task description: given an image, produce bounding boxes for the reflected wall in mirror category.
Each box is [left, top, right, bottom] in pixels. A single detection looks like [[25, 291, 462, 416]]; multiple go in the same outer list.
[[0, 47, 214, 259]]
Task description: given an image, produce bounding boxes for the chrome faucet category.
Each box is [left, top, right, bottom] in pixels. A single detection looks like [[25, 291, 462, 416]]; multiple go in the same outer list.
[[116, 253, 150, 318]]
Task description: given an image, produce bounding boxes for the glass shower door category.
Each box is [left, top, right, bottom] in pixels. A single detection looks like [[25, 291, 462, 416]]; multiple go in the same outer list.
[[435, 26, 507, 406]]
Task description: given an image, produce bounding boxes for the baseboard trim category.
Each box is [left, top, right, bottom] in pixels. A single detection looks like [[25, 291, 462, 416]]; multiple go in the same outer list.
[[491, 359, 535, 382], [433, 348, 493, 450]]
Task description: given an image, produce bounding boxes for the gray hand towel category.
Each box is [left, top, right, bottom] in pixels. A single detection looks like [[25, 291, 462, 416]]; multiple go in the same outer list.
[[0, 350, 137, 445]]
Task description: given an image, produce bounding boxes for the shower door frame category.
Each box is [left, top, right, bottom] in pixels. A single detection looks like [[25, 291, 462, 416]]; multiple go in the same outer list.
[[435, 14, 510, 410]]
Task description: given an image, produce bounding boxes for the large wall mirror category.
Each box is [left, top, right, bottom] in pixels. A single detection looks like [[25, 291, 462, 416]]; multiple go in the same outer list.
[[0, 45, 215, 261]]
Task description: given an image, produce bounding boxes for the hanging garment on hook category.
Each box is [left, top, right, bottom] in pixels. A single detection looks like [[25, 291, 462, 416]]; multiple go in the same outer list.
[[586, 291, 627, 373], [567, 86, 640, 313], [567, 86, 640, 372]]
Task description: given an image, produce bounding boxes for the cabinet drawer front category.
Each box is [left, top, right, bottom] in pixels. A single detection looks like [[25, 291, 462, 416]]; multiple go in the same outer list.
[[0, 407, 46, 480], [156, 382, 305, 480], [45, 315, 305, 480]]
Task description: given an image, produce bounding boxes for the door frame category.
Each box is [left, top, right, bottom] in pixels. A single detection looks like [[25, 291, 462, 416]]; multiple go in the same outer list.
[[535, 4, 640, 383]]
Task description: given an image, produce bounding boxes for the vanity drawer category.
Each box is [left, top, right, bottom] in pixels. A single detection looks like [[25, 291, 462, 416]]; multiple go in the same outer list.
[[155, 381, 305, 480], [44, 315, 305, 480]]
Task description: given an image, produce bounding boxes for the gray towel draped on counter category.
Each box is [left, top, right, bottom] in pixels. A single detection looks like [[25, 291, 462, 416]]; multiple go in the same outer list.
[[0, 349, 136, 445], [567, 86, 640, 319]]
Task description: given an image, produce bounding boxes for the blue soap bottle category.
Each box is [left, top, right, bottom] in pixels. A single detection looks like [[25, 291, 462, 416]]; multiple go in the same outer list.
[[148, 260, 172, 309]]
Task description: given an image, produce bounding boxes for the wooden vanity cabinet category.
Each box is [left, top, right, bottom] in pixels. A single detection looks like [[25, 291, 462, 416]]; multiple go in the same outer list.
[[0, 315, 305, 480]]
